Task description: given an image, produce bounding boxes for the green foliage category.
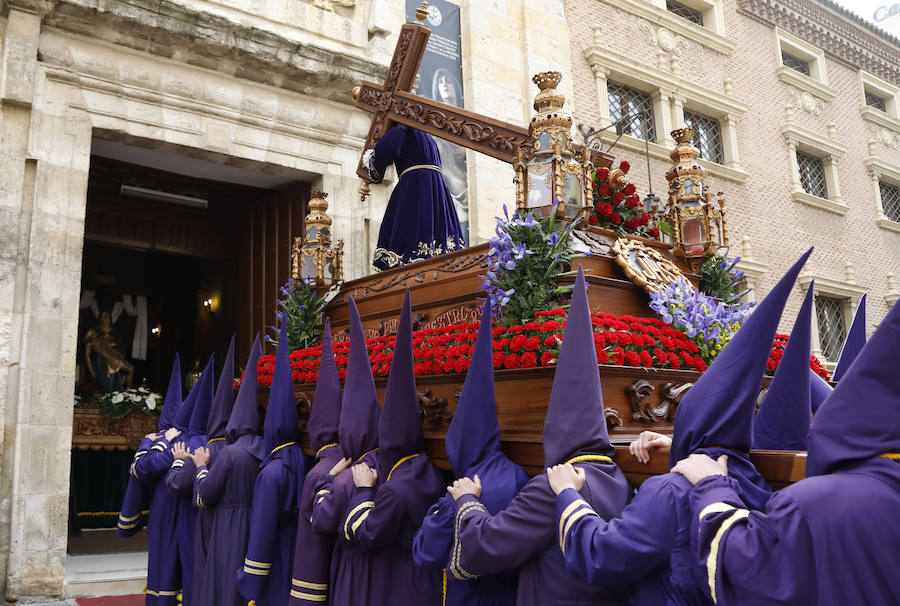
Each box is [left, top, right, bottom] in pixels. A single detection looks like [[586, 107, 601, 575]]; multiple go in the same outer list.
[[698, 252, 750, 305], [481, 204, 582, 325], [267, 277, 328, 350]]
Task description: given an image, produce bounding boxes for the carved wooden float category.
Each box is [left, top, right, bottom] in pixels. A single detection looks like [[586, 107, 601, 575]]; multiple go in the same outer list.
[[72, 406, 160, 451]]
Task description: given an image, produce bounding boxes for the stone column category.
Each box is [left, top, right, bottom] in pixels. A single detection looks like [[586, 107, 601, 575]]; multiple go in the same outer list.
[[591, 64, 611, 128]]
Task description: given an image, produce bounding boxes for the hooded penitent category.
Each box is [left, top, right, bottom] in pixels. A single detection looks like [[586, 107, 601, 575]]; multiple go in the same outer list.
[[225, 334, 266, 460], [157, 353, 182, 430], [446, 298, 528, 513], [753, 283, 815, 450], [261, 321, 305, 475], [172, 355, 215, 436], [187, 357, 216, 446], [118, 354, 183, 538], [806, 299, 900, 477], [338, 297, 381, 461], [308, 318, 342, 454], [832, 293, 867, 382], [542, 266, 614, 467], [377, 289, 424, 478], [669, 248, 813, 466], [206, 335, 236, 446]]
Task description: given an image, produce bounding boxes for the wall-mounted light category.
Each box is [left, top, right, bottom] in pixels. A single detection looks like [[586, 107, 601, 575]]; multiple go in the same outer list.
[[151, 324, 162, 337]]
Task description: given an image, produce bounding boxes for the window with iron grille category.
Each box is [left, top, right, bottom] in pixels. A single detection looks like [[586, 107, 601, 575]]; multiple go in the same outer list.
[[781, 52, 810, 76], [666, 0, 703, 25], [815, 295, 846, 362], [865, 90, 887, 112], [608, 82, 656, 142], [683, 110, 723, 164], [796, 151, 828, 198], [880, 181, 900, 223]]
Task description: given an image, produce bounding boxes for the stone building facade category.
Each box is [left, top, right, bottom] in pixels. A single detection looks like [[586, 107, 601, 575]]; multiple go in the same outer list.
[[0, 0, 897, 600]]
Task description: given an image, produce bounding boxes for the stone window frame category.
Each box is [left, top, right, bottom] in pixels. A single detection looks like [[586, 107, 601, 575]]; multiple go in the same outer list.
[[593, 0, 733, 55], [864, 156, 900, 234], [774, 28, 836, 104], [797, 275, 867, 368], [780, 121, 848, 215], [859, 70, 899, 119], [585, 40, 747, 183]]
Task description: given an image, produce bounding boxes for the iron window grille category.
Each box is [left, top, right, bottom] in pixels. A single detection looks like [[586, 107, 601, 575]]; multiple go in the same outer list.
[[608, 81, 656, 142], [815, 295, 847, 363], [683, 110, 724, 164], [796, 151, 828, 199], [880, 181, 900, 223], [865, 90, 887, 112], [666, 0, 703, 25], [781, 52, 811, 77]]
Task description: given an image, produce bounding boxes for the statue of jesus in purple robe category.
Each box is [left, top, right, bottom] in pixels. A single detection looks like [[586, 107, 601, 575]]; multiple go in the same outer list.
[[365, 125, 465, 271]]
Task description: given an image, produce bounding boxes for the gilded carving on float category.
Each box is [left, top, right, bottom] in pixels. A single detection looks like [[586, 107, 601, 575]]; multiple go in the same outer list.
[[612, 237, 689, 294]]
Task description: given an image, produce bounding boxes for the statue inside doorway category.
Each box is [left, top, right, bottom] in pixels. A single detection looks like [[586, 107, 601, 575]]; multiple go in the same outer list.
[[84, 311, 135, 390]]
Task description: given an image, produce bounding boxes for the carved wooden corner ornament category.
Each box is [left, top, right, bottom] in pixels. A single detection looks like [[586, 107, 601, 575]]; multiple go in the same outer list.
[[627, 379, 693, 424], [418, 388, 451, 424]]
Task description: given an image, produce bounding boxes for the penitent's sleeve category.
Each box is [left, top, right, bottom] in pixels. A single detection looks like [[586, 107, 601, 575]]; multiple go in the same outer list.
[[690, 475, 810, 605], [450, 477, 555, 579], [342, 484, 406, 552], [556, 477, 676, 586], [132, 438, 173, 481], [412, 494, 454, 571], [165, 457, 197, 498], [310, 474, 353, 535]]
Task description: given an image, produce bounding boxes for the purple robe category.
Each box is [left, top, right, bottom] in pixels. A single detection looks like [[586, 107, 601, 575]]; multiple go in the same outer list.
[[288, 444, 343, 605], [190, 437, 227, 606], [309, 450, 380, 606], [132, 436, 184, 605], [338, 453, 444, 606], [556, 450, 770, 605], [164, 439, 201, 606], [369, 126, 464, 271], [191, 438, 261, 606], [118, 436, 154, 537], [235, 455, 301, 606], [452, 462, 633, 606], [689, 458, 900, 605]]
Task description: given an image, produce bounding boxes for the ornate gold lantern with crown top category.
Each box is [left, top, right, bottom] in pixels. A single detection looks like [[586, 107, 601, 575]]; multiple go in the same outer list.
[[515, 72, 592, 220], [659, 127, 727, 272], [292, 191, 344, 289]]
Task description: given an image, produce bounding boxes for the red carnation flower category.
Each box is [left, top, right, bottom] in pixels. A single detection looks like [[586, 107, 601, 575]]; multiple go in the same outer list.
[[597, 167, 610, 180], [625, 196, 641, 210], [493, 351, 505, 369], [588, 215, 599, 225], [667, 352, 680, 369], [521, 352, 538, 368], [540, 351, 556, 366], [597, 202, 614, 217], [620, 160, 631, 173], [597, 183, 611, 196], [609, 213, 621, 225], [510, 335, 527, 352], [612, 346, 625, 366], [624, 351, 641, 366], [541, 320, 561, 332], [640, 350, 653, 368], [596, 348, 609, 364], [525, 336, 541, 351], [654, 348, 667, 364], [504, 354, 522, 370], [693, 358, 707, 372], [338, 368, 348, 381], [624, 183, 636, 195], [612, 191, 626, 204]]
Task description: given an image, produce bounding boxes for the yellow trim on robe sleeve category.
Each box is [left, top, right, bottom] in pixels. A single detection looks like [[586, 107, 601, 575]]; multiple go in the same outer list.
[[289, 590, 327, 601], [292, 579, 327, 590], [119, 512, 142, 522], [698, 502, 737, 523], [878, 452, 900, 460], [561, 509, 593, 556], [557, 499, 588, 548], [350, 509, 372, 536], [706, 509, 750, 604], [244, 558, 271, 568], [344, 501, 375, 540]]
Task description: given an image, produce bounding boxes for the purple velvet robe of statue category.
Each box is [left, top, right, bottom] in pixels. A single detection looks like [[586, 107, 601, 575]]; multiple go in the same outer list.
[[288, 444, 344, 605], [453, 462, 634, 606], [132, 436, 183, 604], [370, 126, 464, 271], [236, 454, 302, 606], [690, 459, 900, 606], [191, 439, 261, 606], [309, 450, 379, 606], [164, 435, 206, 606], [557, 450, 771, 605], [338, 454, 444, 606]]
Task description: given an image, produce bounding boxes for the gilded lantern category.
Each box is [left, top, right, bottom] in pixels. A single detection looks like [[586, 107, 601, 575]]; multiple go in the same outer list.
[[292, 191, 344, 288], [660, 128, 727, 271], [515, 72, 591, 220]]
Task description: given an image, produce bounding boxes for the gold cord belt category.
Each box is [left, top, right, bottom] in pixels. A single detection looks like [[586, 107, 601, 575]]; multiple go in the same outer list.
[[399, 164, 443, 178]]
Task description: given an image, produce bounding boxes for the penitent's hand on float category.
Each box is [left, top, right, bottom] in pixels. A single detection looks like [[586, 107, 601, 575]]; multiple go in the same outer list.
[[191, 446, 210, 468], [671, 454, 729, 485], [628, 431, 672, 464], [447, 475, 482, 501], [164, 427, 181, 443], [351, 463, 378, 488], [546, 463, 586, 495], [172, 441, 190, 460]]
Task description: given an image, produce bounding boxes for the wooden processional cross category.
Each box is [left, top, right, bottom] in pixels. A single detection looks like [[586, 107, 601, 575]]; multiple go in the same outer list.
[[353, 3, 530, 192], [353, 3, 611, 197]]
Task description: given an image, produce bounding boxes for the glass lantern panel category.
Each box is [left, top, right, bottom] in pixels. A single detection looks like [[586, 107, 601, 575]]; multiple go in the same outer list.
[[562, 171, 583, 218], [537, 132, 552, 151], [711, 216, 722, 245], [302, 254, 318, 282], [526, 162, 553, 216], [307, 225, 318, 239], [682, 216, 706, 255]]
